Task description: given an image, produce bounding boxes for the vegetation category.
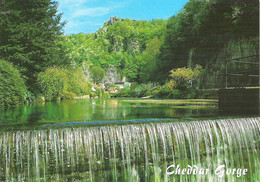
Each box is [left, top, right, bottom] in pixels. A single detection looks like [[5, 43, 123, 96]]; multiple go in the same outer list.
[[166, 65, 203, 90], [0, 0, 68, 93], [0, 0, 258, 106], [0, 60, 26, 106], [38, 67, 91, 101], [158, 0, 259, 85], [61, 18, 166, 83], [90, 66, 105, 84]]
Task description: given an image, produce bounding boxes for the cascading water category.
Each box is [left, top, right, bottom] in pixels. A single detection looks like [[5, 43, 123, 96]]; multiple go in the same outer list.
[[0, 117, 259, 181]]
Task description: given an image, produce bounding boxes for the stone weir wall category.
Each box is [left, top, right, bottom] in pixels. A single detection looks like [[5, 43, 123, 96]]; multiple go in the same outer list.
[[219, 88, 260, 114]]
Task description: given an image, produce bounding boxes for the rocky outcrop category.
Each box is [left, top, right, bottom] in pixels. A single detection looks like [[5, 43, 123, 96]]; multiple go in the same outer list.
[[104, 65, 123, 84], [127, 40, 140, 53], [105, 16, 122, 26]]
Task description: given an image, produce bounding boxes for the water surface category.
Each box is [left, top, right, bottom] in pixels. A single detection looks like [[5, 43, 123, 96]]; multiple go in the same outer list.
[[0, 98, 218, 128]]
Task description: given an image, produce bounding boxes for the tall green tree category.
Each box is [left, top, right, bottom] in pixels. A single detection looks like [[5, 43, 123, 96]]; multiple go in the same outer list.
[[90, 66, 105, 84], [0, 0, 68, 93]]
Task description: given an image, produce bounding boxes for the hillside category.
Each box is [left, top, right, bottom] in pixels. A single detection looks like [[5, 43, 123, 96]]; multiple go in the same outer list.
[[62, 17, 167, 83]]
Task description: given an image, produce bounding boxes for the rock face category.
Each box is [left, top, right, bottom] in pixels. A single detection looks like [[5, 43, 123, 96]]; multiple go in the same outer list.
[[96, 16, 142, 53], [104, 65, 122, 84], [127, 40, 140, 53], [105, 16, 122, 26]]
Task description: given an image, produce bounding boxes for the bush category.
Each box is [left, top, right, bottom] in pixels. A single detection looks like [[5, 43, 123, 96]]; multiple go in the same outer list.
[[90, 92, 97, 98], [0, 60, 27, 106], [167, 90, 182, 99], [155, 86, 172, 98], [135, 83, 154, 97], [116, 86, 133, 97], [94, 86, 104, 98], [168, 65, 203, 90], [100, 91, 110, 98], [144, 91, 152, 97], [152, 89, 159, 96]]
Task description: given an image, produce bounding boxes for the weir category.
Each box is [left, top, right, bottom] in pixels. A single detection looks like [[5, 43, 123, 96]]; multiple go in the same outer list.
[[0, 117, 259, 181]]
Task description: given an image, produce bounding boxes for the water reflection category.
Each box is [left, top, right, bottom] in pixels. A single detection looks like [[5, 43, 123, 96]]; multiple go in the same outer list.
[[0, 99, 217, 126]]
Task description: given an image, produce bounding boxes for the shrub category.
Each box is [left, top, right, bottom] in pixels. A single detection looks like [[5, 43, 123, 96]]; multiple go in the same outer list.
[[100, 91, 110, 98], [90, 92, 97, 98], [152, 89, 159, 96], [0, 60, 27, 107], [168, 65, 203, 90], [144, 91, 152, 97], [167, 90, 182, 99], [94, 86, 104, 98], [155, 86, 172, 98], [135, 83, 154, 97]]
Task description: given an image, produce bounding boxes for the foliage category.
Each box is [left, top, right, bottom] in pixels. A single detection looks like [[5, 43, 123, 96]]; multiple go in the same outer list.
[[158, 0, 258, 82], [166, 65, 203, 90], [135, 83, 155, 97], [0, 60, 26, 106], [61, 18, 167, 83], [115, 83, 156, 98], [37, 67, 68, 101], [90, 66, 105, 84], [38, 67, 91, 101], [0, 0, 68, 93], [90, 92, 97, 98], [116, 86, 136, 97], [100, 91, 110, 99], [0, 0, 258, 102], [62, 91, 77, 100], [66, 67, 92, 96]]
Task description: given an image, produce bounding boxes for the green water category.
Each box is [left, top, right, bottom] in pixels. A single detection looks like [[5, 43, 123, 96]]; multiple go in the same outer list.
[[0, 98, 217, 127]]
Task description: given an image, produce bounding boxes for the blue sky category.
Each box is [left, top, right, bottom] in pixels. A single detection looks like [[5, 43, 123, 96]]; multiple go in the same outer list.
[[56, 0, 189, 35]]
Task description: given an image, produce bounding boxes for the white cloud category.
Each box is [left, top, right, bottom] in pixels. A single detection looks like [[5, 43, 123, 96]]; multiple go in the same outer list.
[[56, 0, 130, 33], [59, 0, 95, 9], [72, 7, 110, 18]]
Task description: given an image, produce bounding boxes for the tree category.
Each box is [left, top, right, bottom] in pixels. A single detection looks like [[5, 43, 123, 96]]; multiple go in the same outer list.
[[38, 67, 68, 101], [0, 0, 68, 93], [90, 66, 105, 84], [0, 60, 26, 106], [140, 37, 163, 82], [38, 66, 92, 101]]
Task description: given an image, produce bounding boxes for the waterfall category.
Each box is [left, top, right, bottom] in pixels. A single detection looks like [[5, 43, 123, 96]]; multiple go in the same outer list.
[[0, 118, 259, 181]]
